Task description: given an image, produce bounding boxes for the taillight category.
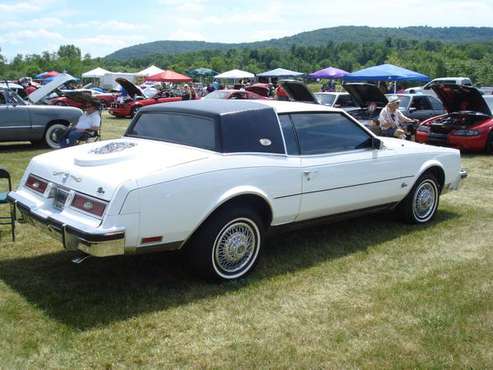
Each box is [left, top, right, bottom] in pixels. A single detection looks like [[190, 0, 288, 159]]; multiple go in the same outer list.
[[71, 194, 107, 217], [25, 174, 48, 194]]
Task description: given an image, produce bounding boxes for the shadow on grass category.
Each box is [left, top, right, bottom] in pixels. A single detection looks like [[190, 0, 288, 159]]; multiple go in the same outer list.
[[0, 210, 459, 330], [0, 142, 48, 153]]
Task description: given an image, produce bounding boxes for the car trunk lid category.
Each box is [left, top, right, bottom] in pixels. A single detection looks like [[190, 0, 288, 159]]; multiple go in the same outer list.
[[29, 139, 210, 201]]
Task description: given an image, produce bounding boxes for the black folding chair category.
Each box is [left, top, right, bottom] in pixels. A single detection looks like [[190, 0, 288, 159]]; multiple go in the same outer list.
[[0, 168, 15, 241]]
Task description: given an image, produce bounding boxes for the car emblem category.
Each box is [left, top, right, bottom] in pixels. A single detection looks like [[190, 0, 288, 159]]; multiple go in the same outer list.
[[259, 138, 272, 146], [53, 171, 81, 183], [97, 187, 105, 194]]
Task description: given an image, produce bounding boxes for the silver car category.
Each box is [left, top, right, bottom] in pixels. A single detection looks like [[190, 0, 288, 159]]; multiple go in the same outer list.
[[0, 75, 82, 148]]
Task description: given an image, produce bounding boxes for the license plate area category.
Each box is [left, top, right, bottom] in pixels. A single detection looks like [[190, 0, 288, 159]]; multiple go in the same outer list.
[[52, 187, 69, 210]]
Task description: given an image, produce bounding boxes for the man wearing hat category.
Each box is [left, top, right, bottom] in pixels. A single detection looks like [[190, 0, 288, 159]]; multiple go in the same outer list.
[[59, 100, 101, 148], [379, 96, 416, 139]]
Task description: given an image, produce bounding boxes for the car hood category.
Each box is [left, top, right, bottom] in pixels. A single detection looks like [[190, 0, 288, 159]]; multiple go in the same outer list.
[[343, 83, 388, 108], [28, 73, 77, 104], [27, 138, 210, 201], [279, 80, 318, 103], [116, 78, 143, 99], [431, 84, 491, 116]]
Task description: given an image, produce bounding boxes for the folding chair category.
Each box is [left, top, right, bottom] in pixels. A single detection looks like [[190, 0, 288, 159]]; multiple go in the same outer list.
[[0, 168, 15, 241]]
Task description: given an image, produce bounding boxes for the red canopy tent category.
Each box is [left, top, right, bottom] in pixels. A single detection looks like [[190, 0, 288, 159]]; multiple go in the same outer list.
[[145, 70, 192, 83]]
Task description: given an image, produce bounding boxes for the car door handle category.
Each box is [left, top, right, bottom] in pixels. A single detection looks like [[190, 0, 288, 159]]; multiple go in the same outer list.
[[303, 170, 319, 181]]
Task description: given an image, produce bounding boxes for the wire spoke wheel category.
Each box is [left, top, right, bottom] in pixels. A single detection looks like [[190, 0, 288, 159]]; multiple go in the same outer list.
[[412, 180, 437, 222], [213, 218, 260, 278]]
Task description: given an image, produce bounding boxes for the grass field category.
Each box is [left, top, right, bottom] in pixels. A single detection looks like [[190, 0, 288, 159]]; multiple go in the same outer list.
[[0, 113, 492, 368]]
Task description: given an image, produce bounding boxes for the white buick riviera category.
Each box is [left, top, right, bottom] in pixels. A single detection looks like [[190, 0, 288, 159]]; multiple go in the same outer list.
[[9, 98, 467, 280]]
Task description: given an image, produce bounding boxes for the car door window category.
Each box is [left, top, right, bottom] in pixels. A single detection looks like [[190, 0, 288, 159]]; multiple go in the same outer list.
[[290, 112, 372, 155], [278, 114, 300, 155], [0, 93, 5, 105], [411, 96, 432, 110], [428, 96, 444, 110]]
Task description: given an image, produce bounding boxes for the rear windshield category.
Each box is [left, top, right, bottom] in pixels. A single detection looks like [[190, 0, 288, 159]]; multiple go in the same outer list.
[[202, 91, 230, 99], [126, 112, 218, 151], [315, 93, 336, 106]]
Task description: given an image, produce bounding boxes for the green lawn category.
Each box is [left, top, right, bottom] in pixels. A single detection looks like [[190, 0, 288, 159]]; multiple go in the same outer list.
[[0, 113, 492, 368]]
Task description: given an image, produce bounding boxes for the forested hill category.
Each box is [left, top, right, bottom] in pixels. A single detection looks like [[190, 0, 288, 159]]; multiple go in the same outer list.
[[106, 26, 493, 60]]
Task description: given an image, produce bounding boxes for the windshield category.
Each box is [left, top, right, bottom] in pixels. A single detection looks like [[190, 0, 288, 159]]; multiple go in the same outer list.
[[203, 90, 231, 99], [484, 96, 493, 113], [314, 93, 336, 106], [126, 112, 218, 151]]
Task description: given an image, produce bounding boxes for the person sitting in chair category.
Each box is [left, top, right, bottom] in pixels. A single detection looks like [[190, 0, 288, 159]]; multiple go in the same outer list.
[[60, 101, 101, 148], [378, 96, 416, 139]]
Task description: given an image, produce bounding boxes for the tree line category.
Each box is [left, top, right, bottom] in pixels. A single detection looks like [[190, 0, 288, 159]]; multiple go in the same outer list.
[[2, 38, 493, 85]]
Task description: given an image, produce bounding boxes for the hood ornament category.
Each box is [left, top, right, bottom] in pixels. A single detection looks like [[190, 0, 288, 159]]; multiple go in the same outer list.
[[90, 142, 137, 155], [53, 171, 81, 183]]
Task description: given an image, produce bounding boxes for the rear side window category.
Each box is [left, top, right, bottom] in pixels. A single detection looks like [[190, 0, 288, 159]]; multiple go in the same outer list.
[[0, 93, 5, 105], [278, 114, 300, 155], [290, 112, 371, 155], [126, 112, 217, 151]]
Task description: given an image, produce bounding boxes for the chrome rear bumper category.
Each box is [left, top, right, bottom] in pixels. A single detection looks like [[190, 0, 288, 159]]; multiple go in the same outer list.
[[8, 195, 125, 257]]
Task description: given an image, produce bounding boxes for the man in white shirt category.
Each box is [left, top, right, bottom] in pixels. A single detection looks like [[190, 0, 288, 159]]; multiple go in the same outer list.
[[378, 96, 416, 139], [60, 101, 101, 148]]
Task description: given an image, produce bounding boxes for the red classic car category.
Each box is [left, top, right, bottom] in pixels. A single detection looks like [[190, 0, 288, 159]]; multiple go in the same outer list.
[[108, 78, 182, 118], [48, 89, 116, 109], [416, 84, 493, 153], [202, 89, 268, 100]]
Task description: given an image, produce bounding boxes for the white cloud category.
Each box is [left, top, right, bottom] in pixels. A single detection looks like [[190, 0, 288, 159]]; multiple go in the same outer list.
[[166, 30, 206, 41], [0, 29, 64, 44], [0, 0, 57, 13]]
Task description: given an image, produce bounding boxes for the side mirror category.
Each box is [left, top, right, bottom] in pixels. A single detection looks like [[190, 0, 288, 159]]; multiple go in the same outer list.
[[372, 137, 382, 150]]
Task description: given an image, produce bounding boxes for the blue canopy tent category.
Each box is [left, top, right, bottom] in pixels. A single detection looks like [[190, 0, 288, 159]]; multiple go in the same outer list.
[[343, 64, 430, 92]]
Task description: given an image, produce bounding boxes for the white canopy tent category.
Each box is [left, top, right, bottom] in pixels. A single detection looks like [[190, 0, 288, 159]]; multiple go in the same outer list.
[[137, 65, 165, 77], [214, 69, 255, 79], [81, 67, 111, 78]]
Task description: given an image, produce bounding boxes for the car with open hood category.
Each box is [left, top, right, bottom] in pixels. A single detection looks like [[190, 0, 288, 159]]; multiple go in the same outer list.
[[48, 89, 116, 109], [108, 78, 182, 118], [343, 83, 445, 124], [0, 74, 82, 148], [416, 84, 493, 152], [9, 83, 466, 281]]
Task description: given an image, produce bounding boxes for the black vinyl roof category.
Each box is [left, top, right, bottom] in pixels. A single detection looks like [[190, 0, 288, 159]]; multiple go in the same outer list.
[[142, 99, 272, 116], [134, 100, 285, 154]]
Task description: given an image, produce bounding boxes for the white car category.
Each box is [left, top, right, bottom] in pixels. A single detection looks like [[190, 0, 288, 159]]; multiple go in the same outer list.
[[8, 94, 467, 281], [406, 77, 473, 95]]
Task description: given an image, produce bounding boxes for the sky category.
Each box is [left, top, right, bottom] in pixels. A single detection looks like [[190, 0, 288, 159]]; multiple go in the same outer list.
[[1, 0, 493, 59]]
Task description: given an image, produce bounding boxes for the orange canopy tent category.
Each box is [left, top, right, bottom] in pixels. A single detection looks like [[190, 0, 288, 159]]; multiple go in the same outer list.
[[145, 70, 192, 83]]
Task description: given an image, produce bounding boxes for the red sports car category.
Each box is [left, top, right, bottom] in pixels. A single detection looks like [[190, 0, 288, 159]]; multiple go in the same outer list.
[[109, 78, 182, 118], [48, 89, 116, 109], [202, 89, 268, 100], [416, 84, 493, 153]]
